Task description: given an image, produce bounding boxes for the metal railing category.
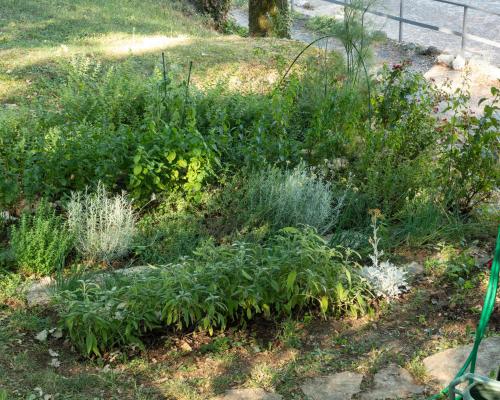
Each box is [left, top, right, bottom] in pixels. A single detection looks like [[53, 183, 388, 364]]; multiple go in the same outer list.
[[291, 0, 500, 51]]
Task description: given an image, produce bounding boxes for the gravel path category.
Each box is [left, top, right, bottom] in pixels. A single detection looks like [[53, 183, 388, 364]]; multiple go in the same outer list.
[[230, 8, 435, 74], [293, 0, 500, 66]]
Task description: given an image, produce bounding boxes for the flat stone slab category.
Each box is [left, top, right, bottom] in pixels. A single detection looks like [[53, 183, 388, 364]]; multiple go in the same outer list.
[[360, 364, 424, 400], [403, 262, 424, 278], [26, 277, 54, 307], [213, 388, 282, 400], [423, 337, 500, 387], [301, 371, 364, 400]]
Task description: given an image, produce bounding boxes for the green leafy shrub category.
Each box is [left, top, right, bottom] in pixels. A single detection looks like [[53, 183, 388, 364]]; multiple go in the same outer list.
[[10, 201, 73, 276], [349, 64, 440, 217], [0, 268, 24, 305], [424, 246, 482, 303], [67, 183, 136, 263], [134, 196, 207, 264], [56, 227, 371, 356], [128, 109, 215, 202], [438, 85, 500, 214]]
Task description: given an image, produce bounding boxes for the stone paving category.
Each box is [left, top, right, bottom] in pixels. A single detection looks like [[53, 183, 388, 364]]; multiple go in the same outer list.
[[423, 336, 500, 387], [301, 371, 364, 400], [360, 364, 424, 400]]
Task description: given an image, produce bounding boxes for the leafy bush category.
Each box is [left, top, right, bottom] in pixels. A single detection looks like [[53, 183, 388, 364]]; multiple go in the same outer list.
[[0, 60, 217, 206], [134, 197, 207, 264], [438, 85, 500, 214], [425, 246, 480, 288], [10, 201, 73, 276], [0, 269, 24, 305], [353, 64, 439, 216], [1, 52, 497, 249], [67, 183, 135, 263], [56, 227, 371, 356]]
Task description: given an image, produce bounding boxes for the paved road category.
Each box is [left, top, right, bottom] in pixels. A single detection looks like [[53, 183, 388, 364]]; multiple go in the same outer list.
[[293, 0, 500, 65]]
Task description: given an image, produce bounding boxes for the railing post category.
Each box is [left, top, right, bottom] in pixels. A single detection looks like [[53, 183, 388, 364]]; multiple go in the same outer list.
[[399, 0, 404, 42], [290, 0, 294, 13], [461, 5, 468, 52]]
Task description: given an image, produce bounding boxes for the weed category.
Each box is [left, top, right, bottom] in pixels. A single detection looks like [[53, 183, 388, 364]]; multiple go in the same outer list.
[[278, 319, 303, 349]]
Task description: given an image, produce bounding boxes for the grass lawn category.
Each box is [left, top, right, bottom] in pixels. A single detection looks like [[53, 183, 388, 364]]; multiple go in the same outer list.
[[0, 0, 305, 103]]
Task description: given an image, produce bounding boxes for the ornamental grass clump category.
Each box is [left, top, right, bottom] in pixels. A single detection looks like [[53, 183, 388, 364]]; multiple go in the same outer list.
[[67, 183, 135, 263], [245, 165, 336, 233]]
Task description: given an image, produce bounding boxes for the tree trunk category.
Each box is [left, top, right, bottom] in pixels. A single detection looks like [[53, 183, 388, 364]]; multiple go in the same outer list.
[[249, 0, 290, 38]]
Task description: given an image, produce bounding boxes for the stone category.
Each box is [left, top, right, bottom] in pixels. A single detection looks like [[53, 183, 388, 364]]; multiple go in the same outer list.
[[26, 277, 54, 307], [436, 54, 455, 67], [360, 364, 424, 399], [419, 46, 441, 56], [423, 337, 500, 387], [214, 388, 282, 400], [452, 55, 466, 71], [404, 262, 425, 278], [301, 371, 363, 400]]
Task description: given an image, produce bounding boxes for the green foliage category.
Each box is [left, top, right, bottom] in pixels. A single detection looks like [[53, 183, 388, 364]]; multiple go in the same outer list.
[[191, 0, 232, 28], [0, 269, 24, 305], [56, 227, 371, 356], [1, 49, 497, 249], [129, 114, 214, 202], [269, 0, 292, 38], [241, 164, 338, 232], [134, 197, 207, 264], [221, 18, 249, 36], [10, 201, 73, 276], [438, 85, 500, 214], [355, 64, 439, 216], [424, 246, 482, 300]]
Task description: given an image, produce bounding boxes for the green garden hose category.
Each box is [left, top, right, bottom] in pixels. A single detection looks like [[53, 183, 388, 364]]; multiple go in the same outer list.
[[430, 226, 500, 399]]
